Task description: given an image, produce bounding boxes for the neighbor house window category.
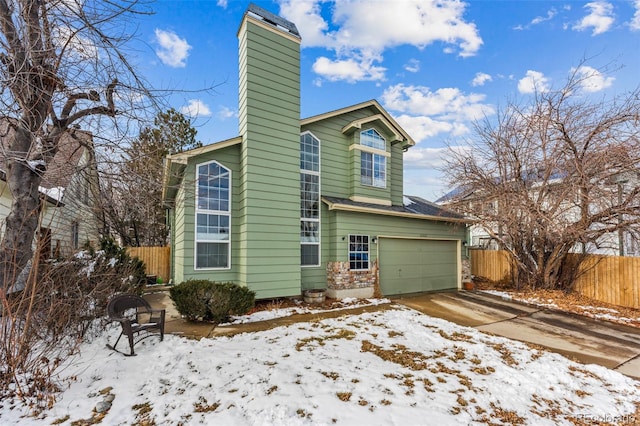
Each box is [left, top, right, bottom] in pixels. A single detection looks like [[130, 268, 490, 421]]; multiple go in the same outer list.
[[301, 132, 320, 266], [360, 129, 386, 188], [195, 161, 230, 269], [71, 222, 79, 250], [349, 235, 369, 270]]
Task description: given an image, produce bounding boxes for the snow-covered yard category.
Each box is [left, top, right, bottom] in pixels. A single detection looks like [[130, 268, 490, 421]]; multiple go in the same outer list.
[[1, 305, 638, 425]]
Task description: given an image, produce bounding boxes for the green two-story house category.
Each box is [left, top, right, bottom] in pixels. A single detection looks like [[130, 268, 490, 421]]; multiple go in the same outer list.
[[162, 4, 467, 300]]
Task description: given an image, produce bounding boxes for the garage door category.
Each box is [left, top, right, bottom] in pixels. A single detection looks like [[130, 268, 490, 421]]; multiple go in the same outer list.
[[379, 238, 458, 296]]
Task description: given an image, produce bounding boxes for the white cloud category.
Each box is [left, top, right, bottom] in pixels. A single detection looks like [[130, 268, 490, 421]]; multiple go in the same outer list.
[[154, 29, 192, 68], [53, 25, 98, 60], [216, 0, 228, 8], [471, 72, 492, 87], [217, 106, 237, 119], [532, 8, 558, 25], [514, 8, 557, 30], [404, 59, 420, 73], [278, 0, 482, 83], [277, 0, 331, 46], [573, 1, 615, 35], [180, 99, 212, 117], [572, 65, 615, 92], [380, 84, 493, 147], [394, 115, 463, 143], [312, 52, 386, 83], [518, 70, 550, 94], [630, 0, 640, 31], [404, 145, 472, 170], [382, 84, 493, 122]]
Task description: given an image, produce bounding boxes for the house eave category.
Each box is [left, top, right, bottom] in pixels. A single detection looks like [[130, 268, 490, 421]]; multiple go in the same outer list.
[[0, 169, 64, 206], [168, 136, 243, 165], [162, 136, 242, 203], [341, 114, 406, 145]]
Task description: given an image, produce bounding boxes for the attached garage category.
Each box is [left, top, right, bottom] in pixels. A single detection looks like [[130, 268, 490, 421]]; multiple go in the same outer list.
[[378, 237, 459, 296]]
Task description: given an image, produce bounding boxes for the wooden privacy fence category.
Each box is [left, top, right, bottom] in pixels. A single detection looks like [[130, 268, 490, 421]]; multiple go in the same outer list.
[[470, 249, 640, 309], [469, 249, 514, 283], [127, 246, 170, 283]]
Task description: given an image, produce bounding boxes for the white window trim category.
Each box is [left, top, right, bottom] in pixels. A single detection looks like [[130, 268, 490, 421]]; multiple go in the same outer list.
[[359, 128, 387, 189], [348, 234, 370, 271], [361, 151, 387, 189], [360, 128, 386, 150], [194, 160, 232, 270], [349, 144, 391, 157], [301, 131, 321, 268]]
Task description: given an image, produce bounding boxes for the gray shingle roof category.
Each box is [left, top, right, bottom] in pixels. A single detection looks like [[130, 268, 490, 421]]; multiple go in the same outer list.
[[322, 195, 466, 221]]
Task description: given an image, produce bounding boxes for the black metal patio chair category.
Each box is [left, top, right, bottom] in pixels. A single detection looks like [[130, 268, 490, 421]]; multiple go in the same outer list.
[[106, 294, 165, 356]]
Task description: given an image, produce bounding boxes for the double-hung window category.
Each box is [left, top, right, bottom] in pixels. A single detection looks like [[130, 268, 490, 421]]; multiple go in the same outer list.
[[360, 128, 386, 188], [300, 132, 320, 266], [349, 235, 369, 270], [195, 161, 230, 269]]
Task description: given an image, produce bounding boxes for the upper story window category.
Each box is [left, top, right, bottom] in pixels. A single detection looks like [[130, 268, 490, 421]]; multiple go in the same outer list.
[[300, 132, 320, 267], [360, 129, 386, 188], [360, 128, 386, 150], [195, 161, 231, 269]]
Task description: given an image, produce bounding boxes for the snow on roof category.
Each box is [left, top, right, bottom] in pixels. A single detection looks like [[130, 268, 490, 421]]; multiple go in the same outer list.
[[39, 186, 65, 203]]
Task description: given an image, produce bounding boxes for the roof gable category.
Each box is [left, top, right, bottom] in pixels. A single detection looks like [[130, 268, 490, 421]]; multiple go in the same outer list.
[[301, 100, 415, 149], [0, 119, 93, 192]]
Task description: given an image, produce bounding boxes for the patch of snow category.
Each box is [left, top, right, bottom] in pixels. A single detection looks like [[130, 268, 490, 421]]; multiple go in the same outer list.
[[225, 298, 392, 325], [2, 308, 637, 425], [481, 290, 513, 300], [28, 160, 45, 170], [579, 306, 619, 314], [39, 186, 65, 202]]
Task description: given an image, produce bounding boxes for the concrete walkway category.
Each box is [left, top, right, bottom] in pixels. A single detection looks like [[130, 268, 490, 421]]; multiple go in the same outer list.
[[394, 291, 640, 380], [144, 289, 640, 380]]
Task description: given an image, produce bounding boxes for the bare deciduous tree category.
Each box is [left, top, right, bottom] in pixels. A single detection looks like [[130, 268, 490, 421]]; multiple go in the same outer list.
[[0, 0, 158, 404], [99, 108, 201, 246], [0, 0, 152, 289], [443, 64, 640, 290]]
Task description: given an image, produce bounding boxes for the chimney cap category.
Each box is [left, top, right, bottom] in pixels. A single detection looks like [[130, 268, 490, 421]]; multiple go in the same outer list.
[[246, 3, 300, 38]]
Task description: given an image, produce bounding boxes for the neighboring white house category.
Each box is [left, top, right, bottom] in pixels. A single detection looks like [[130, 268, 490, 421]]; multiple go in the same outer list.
[[437, 171, 640, 257], [0, 120, 100, 259]]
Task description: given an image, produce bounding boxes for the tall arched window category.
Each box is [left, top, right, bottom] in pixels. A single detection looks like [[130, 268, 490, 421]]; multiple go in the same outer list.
[[300, 132, 320, 266], [195, 161, 231, 269]]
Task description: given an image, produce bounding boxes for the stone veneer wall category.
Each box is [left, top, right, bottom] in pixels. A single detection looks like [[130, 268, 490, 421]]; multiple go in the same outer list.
[[462, 258, 471, 283], [326, 261, 378, 290]]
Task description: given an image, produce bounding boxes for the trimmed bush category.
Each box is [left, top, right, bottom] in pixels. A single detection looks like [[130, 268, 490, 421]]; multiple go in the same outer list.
[[169, 280, 255, 324]]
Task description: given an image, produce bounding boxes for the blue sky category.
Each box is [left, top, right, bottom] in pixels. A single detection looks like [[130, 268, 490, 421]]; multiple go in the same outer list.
[[133, 0, 640, 200]]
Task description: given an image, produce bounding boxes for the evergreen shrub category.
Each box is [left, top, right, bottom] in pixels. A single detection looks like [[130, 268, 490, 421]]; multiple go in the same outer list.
[[169, 280, 255, 324]]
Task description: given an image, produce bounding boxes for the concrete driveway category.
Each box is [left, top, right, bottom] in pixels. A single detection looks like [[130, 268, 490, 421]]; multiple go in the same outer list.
[[394, 291, 640, 380]]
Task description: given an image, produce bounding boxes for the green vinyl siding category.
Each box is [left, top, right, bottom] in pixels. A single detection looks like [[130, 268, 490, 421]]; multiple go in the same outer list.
[[300, 208, 465, 291], [390, 144, 404, 206], [237, 15, 301, 298], [171, 183, 187, 284], [301, 107, 402, 206], [171, 144, 241, 284]]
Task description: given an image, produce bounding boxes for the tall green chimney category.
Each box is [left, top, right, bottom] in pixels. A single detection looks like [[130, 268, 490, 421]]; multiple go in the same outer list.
[[237, 4, 302, 298]]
